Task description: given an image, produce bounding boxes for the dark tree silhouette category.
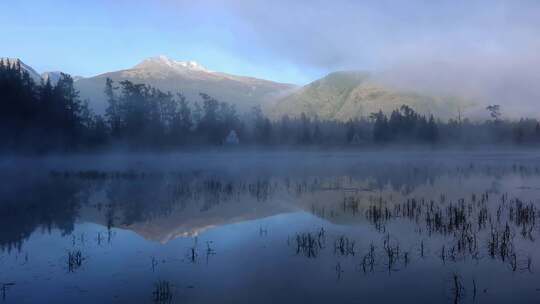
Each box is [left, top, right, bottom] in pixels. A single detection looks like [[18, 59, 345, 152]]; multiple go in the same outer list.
[[1, 59, 540, 152]]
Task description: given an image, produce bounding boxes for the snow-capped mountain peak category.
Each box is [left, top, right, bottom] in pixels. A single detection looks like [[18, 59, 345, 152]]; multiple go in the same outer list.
[[134, 55, 211, 73]]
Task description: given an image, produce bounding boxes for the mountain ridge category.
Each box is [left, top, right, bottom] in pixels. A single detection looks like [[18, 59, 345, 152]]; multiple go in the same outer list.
[[1, 57, 473, 120], [75, 55, 297, 114], [270, 70, 471, 121]]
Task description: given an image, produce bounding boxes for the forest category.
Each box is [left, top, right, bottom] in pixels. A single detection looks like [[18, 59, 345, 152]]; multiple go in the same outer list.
[[1, 59, 540, 153]]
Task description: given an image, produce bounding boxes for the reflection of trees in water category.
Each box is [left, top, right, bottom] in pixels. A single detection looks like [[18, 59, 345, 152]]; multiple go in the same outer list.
[[103, 176, 280, 226], [2, 160, 539, 251], [0, 177, 87, 252], [360, 162, 540, 195], [105, 178, 175, 226], [361, 163, 440, 194]]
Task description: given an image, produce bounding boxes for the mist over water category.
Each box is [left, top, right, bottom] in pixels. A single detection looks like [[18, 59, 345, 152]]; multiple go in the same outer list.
[[4, 1, 540, 303], [2, 151, 540, 303]]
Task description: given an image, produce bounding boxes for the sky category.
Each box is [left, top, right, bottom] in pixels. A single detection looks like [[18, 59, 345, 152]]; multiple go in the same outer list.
[[2, 0, 540, 113]]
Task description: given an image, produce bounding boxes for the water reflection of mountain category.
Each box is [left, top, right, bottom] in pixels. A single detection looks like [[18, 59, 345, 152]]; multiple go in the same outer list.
[[2, 158, 540, 250], [117, 198, 295, 243]]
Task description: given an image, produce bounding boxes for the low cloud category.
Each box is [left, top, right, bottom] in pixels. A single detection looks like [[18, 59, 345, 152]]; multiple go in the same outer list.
[[164, 0, 540, 117]]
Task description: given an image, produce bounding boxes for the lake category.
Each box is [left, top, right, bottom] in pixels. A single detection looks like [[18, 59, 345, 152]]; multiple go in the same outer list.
[[1, 151, 540, 303]]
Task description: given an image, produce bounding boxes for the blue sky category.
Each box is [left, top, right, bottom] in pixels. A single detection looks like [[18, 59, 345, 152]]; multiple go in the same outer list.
[[0, 0, 320, 84], [2, 0, 540, 90]]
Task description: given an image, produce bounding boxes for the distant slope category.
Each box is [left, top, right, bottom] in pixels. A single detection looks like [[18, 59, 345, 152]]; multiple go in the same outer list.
[[76, 56, 296, 114], [270, 71, 469, 121]]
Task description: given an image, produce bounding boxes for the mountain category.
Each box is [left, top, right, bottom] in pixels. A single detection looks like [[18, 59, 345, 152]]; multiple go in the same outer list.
[[1, 58, 42, 82], [270, 71, 469, 121], [75, 55, 296, 114], [117, 195, 294, 243], [0, 58, 471, 120]]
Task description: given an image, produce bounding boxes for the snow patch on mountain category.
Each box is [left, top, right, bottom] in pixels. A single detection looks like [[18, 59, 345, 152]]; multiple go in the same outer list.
[[134, 55, 212, 73]]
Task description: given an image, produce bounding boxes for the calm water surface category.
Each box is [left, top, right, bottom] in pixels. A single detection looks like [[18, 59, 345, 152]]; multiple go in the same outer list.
[[1, 151, 540, 303]]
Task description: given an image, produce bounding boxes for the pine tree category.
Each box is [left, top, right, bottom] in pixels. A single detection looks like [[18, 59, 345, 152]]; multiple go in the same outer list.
[[372, 111, 389, 143], [426, 115, 438, 143], [346, 120, 355, 143], [104, 78, 122, 138], [171, 93, 192, 144], [299, 113, 312, 144], [199, 93, 220, 144], [313, 123, 322, 144]]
